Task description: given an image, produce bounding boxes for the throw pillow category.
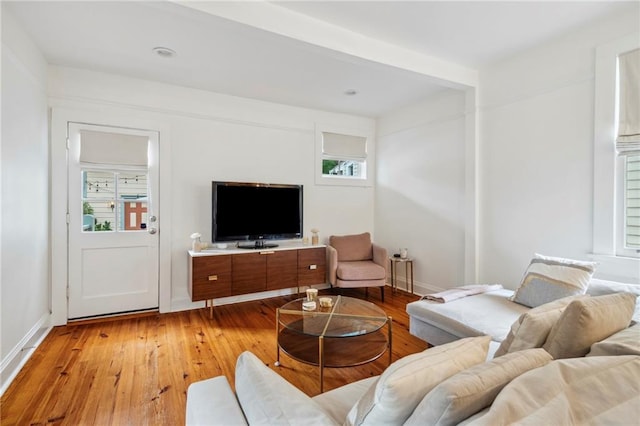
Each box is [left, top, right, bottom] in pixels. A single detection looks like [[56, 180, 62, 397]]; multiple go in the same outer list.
[[344, 336, 490, 426], [494, 295, 587, 357], [235, 351, 339, 425], [511, 253, 597, 308], [404, 348, 553, 426], [587, 323, 640, 357], [543, 292, 637, 359]]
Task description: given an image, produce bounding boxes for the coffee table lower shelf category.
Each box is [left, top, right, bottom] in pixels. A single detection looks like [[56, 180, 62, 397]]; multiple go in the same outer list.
[[276, 320, 392, 392]]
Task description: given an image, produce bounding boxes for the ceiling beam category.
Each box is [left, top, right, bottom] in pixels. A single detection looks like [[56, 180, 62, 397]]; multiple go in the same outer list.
[[173, 1, 478, 90]]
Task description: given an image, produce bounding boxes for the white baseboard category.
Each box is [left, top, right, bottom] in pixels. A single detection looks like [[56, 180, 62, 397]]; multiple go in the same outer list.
[[1, 313, 52, 396]]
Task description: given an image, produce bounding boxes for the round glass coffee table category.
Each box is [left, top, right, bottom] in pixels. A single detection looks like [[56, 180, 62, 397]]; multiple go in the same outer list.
[[275, 295, 392, 392]]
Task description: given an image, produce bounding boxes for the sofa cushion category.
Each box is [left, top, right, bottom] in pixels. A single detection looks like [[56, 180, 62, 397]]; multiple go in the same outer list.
[[587, 323, 640, 357], [345, 336, 490, 426], [330, 232, 373, 262], [543, 292, 636, 359], [466, 356, 640, 426], [511, 254, 596, 308], [405, 348, 552, 426], [336, 261, 386, 281], [234, 351, 338, 425], [494, 295, 586, 357]]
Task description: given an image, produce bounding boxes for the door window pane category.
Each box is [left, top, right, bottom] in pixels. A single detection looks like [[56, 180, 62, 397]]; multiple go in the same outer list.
[[82, 170, 148, 232]]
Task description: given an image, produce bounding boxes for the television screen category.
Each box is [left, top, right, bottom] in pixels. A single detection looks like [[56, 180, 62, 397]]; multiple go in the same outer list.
[[212, 181, 303, 246]]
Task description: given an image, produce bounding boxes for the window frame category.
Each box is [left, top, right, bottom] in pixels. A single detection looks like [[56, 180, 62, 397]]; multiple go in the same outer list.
[[315, 124, 374, 187], [592, 34, 640, 281]]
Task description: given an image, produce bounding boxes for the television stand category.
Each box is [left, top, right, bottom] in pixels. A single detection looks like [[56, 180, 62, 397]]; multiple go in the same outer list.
[[237, 241, 279, 249]]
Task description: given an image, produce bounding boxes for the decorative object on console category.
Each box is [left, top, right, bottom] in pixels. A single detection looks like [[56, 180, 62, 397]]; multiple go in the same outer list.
[[190, 232, 202, 252], [311, 228, 319, 245], [400, 248, 408, 259], [510, 253, 597, 308]]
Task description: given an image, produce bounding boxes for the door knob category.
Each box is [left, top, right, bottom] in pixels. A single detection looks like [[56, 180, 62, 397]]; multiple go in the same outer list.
[[149, 228, 157, 235], [149, 216, 157, 222]]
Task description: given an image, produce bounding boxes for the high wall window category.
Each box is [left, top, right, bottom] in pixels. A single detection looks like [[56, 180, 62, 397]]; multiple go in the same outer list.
[[315, 125, 373, 187]]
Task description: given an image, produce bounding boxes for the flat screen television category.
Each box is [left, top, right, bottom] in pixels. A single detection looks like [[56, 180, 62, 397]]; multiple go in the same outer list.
[[212, 181, 303, 249]]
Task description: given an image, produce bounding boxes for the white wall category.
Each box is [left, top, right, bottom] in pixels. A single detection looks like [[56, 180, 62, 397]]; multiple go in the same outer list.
[[478, 8, 640, 287], [376, 90, 467, 293], [47, 67, 376, 311], [1, 9, 50, 392]]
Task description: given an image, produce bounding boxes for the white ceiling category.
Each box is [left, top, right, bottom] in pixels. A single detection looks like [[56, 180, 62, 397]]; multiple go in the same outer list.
[[4, 1, 637, 117]]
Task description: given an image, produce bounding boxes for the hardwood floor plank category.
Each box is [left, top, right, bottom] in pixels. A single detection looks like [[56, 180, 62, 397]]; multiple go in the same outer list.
[[1, 287, 427, 425]]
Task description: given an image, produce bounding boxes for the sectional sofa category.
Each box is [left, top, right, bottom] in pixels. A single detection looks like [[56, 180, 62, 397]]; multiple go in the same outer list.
[[186, 255, 640, 425]]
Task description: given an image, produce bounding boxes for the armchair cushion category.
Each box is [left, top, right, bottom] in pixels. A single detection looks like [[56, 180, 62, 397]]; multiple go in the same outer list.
[[330, 232, 373, 262], [337, 261, 386, 281]]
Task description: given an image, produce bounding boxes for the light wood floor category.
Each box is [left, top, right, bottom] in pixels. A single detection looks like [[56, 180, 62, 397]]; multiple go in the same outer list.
[[1, 287, 428, 425]]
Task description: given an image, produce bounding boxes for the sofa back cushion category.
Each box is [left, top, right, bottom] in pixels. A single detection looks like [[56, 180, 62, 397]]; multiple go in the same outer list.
[[330, 232, 372, 262], [404, 348, 553, 426], [511, 254, 596, 308], [344, 336, 490, 426], [543, 292, 636, 359], [587, 323, 640, 357], [468, 356, 640, 425], [235, 351, 339, 425], [494, 295, 586, 357]]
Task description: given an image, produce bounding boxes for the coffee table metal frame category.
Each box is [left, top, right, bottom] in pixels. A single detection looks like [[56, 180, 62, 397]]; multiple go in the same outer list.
[[275, 295, 392, 392]]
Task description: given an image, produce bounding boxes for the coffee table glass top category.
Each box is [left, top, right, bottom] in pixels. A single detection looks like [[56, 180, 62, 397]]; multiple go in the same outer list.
[[278, 295, 388, 338]]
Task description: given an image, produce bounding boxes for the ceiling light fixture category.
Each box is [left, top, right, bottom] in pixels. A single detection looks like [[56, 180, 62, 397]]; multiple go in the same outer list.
[[152, 47, 177, 58], [344, 89, 358, 96]]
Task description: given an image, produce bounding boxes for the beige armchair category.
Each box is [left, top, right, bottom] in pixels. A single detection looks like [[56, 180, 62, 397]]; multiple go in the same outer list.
[[327, 232, 388, 301]]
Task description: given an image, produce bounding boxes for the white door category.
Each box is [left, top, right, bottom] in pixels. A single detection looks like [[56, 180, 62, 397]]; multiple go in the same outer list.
[[67, 123, 159, 319]]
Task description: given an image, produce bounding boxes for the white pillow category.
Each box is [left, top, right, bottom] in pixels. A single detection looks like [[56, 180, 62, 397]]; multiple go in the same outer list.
[[404, 348, 553, 426], [511, 253, 596, 308], [234, 351, 338, 425], [344, 336, 490, 426]]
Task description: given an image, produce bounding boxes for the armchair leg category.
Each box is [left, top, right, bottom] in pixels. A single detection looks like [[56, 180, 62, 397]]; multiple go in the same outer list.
[[381, 286, 384, 302]]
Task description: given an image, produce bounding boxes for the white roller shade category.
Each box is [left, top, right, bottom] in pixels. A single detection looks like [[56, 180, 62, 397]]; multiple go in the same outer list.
[[322, 132, 367, 159], [80, 130, 149, 167], [617, 48, 640, 155]]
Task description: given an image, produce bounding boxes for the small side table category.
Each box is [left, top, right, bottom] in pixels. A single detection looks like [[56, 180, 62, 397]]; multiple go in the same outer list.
[[389, 257, 414, 294]]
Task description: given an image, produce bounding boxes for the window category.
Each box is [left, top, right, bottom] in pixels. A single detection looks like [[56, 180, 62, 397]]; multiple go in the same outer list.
[[592, 35, 639, 281], [315, 125, 373, 186], [621, 155, 640, 249], [615, 48, 640, 255], [82, 170, 148, 232]]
